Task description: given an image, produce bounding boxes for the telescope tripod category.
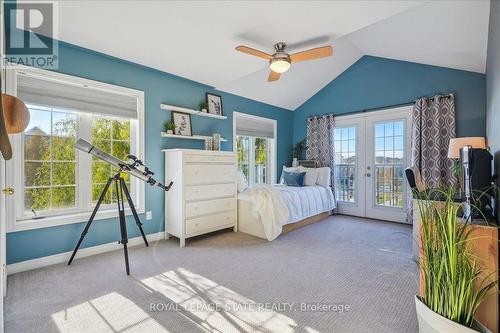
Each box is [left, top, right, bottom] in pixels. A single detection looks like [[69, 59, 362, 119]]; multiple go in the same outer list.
[[68, 171, 148, 275]]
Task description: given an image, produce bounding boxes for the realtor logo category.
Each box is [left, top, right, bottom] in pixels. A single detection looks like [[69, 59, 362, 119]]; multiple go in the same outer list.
[[3, 1, 59, 68]]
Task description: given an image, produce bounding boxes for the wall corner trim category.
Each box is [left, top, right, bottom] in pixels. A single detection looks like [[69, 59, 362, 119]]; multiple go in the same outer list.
[[6, 232, 165, 275]]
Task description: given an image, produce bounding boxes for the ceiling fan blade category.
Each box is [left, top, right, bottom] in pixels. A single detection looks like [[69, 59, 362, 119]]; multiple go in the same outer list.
[[235, 46, 272, 60], [268, 71, 281, 82], [290, 46, 333, 63]]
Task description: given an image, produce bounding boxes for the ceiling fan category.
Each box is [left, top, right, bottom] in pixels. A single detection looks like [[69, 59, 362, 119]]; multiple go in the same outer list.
[[235, 42, 333, 82]]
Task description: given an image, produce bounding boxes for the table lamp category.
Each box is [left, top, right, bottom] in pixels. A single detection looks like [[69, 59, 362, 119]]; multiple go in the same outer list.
[[447, 137, 486, 198], [447, 137, 486, 159]]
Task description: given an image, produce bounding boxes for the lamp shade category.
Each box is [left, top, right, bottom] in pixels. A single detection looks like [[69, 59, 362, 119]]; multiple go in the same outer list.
[[447, 137, 486, 159]]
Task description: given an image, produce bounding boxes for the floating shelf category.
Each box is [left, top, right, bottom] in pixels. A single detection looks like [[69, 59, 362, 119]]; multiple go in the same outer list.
[[160, 103, 227, 120], [160, 132, 227, 142]]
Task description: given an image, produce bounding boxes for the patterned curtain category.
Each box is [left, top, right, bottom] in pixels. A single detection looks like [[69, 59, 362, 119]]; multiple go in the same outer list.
[[306, 114, 335, 191], [411, 94, 456, 188], [407, 94, 456, 222]]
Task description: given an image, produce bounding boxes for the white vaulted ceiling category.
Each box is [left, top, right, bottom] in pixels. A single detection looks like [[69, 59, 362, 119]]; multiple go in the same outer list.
[[52, 0, 490, 110]]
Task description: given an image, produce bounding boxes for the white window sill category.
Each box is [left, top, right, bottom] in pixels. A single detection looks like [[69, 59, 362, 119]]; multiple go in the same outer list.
[[8, 207, 145, 233]]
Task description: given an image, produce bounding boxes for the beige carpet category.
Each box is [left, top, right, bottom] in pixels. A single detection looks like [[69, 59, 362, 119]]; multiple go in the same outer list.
[[5, 215, 419, 333]]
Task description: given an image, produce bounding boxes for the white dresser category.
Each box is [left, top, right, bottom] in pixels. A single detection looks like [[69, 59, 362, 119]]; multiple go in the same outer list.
[[163, 149, 237, 247]]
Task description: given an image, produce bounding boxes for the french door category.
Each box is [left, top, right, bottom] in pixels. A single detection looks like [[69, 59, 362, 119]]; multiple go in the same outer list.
[[334, 106, 412, 223]]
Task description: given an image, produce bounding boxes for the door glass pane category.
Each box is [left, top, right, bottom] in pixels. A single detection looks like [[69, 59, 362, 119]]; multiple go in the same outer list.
[[374, 120, 405, 208], [334, 126, 356, 202]]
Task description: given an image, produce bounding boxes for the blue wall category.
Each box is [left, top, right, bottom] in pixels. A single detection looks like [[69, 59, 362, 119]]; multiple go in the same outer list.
[[6, 37, 488, 264], [486, 0, 500, 185], [6, 41, 293, 264], [293, 56, 486, 143]]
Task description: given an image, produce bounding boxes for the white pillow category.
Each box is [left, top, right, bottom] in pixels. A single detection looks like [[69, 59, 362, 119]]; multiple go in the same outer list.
[[237, 171, 248, 192], [279, 165, 301, 184], [315, 167, 331, 187], [299, 166, 318, 186]]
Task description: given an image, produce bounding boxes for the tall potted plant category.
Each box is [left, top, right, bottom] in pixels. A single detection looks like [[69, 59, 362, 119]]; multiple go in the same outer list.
[[414, 189, 497, 333], [292, 139, 306, 167]]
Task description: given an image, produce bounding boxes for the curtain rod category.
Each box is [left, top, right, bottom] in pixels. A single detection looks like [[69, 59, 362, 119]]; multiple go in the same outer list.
[[307, 93, 453, 120]]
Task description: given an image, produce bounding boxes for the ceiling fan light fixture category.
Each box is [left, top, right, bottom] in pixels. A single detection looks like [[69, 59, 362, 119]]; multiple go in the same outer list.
[[269, 59, 291, 74]]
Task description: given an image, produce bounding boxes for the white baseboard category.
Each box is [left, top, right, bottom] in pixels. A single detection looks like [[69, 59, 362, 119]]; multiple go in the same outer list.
[[7, 231, 165, 275]]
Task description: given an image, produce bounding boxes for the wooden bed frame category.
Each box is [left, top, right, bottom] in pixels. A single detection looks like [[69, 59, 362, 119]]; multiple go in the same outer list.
[[282, 211, 332, 234]]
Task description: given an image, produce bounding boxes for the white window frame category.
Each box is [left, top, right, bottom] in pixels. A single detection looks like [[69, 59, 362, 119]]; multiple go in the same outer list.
[[5, 65, 145, 232], [233, 112, 277, 185]]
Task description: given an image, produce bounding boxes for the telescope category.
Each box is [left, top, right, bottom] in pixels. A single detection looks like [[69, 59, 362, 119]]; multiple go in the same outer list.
[[74, 138, 172, 191], [68, 139, 173, 275]]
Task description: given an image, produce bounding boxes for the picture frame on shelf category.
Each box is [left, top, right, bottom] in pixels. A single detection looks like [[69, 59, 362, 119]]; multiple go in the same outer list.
[[206, 93, 223, 116], [171, 111, 192, 136]]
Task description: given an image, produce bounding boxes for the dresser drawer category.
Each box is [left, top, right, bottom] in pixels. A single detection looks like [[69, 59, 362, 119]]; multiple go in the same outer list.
[[185, 211, 236, 236], [185, 164, 236, 185], [185, 154, 235, 164], [185, 198, 235, 219], [185, 183, 235, 201]]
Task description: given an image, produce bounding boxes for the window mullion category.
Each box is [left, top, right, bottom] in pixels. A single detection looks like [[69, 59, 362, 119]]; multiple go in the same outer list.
[[249, 137, 256, 186], [78, 114, 92, 212], [266, 139, 271, 184]]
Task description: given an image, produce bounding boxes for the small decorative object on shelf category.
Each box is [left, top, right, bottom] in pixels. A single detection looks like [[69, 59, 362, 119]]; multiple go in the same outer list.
[[212, 134, 221, 151], [171, 111, 192, 136], [204, 137, 213, 150], [206, 93, 223, 116], [199, 101, 208, 113], [163, 120, 176, 135]]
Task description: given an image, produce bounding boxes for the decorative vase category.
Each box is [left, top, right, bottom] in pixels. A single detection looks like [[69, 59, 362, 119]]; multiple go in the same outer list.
[[414, 296, 491, 333], [292, 157, 298, 167], [166, 130, 173, 135], [212, 134, 221, 151], [204, 138, 213, 151]]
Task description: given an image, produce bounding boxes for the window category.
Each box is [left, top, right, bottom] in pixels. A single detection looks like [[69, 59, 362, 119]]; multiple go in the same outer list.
[[24, 105, 78, 213], [236, 136, 271, 185], [236, 136, 250, 181], [91, 116, 132, 204], [8, 67, 144, 231], [234, 112, 276, 186]]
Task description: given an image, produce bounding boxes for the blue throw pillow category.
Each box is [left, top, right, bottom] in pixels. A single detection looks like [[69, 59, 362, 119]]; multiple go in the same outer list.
[[282, 171, 306, 187]]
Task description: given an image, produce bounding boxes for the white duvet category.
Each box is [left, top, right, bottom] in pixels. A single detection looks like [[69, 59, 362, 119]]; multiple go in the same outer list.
[[238, 185, 336, 241], [276, 185, 336, 224]]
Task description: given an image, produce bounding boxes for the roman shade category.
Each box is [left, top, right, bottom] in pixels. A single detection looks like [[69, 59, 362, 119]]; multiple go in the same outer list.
[[17, 74, 138, 118], [235, 115, 275, 138]]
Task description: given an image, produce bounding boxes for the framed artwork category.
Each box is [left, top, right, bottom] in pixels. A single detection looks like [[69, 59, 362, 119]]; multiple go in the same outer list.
[[171, 111, 192, 136], [206, 93, 223, 116]]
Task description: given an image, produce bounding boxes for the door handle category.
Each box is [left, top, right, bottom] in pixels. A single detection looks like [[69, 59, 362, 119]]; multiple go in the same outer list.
[[2, 187, 14, 195]]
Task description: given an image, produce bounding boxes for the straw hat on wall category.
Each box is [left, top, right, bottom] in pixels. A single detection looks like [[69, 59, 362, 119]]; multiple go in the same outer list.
[[0, 74, 30, 160], [0, 85, 12, 160]]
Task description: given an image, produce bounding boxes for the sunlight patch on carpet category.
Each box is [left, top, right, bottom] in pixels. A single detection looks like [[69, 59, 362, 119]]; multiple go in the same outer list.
[[51, 292, 168, 333], [141, 267, 304, 333]]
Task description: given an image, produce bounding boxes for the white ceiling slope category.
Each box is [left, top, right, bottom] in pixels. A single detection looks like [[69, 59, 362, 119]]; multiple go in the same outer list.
[[53, 1, 490, 110], [347, 0, 491, 74]]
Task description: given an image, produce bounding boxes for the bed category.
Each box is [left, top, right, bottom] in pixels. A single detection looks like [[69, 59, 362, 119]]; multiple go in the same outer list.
[[237, 167, 336, 240]]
